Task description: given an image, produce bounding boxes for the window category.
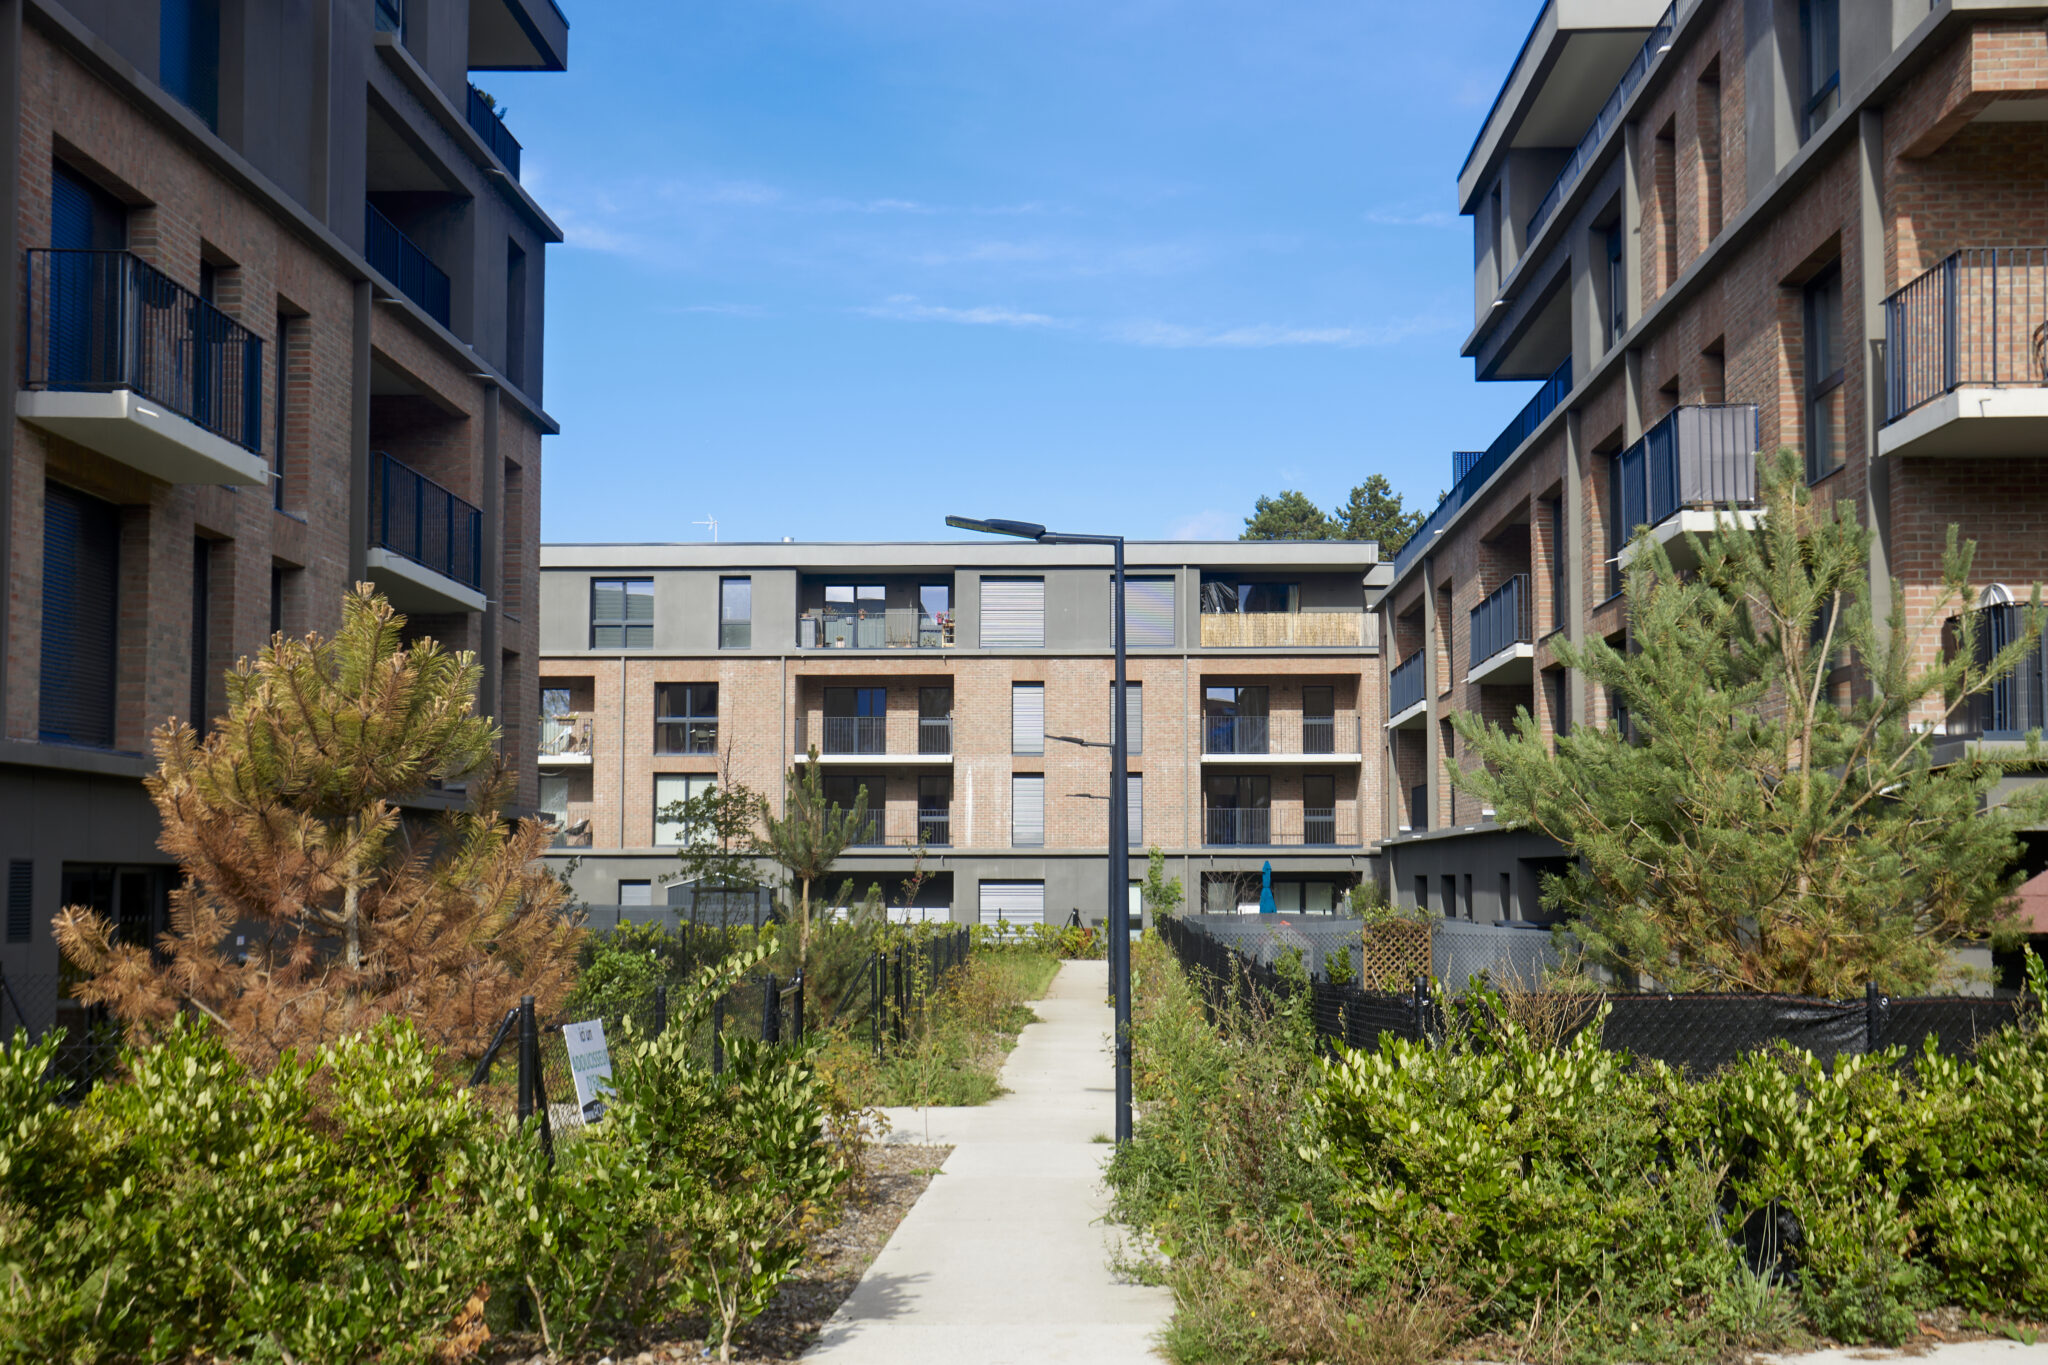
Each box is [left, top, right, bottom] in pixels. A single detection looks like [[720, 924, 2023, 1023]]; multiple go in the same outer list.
[[190, 538, 213, 732], [1697, 63, 1724, 240], [618, 880, 654, 907], [273, 312, 294, 509], [592, 578, 653, 649], [1544, 496, 1567, 631], [41, 482, 120, 749], [1801, 0, 1840, 139], [821, 583, 886, 647], [1803, 264, 1846, 482], [919, 583, 952, 646], [1203, 773, 1270, 845], [823, 686, 887, 755], [655, 683, 718, 755], [980, 577, 1045, 647], [1126, 773, 1143, 849], [6, 861, 30, 944], [719, 577, 750, 649], [1012, 774, 1045, 847], [1012, 683, 1045, 755], [538, 772, 568, 826], [918, 774, 952, 847], [1204, 685, 1269, 755], [374, 0, 404, 36], [1501, 872, 1515, 921], [1442, 875, 1458, 919], [160, 0, 221, 129], [978, 881, 1045, 928], [1110, 681, 1143, 755], [1303, 685, 1336, 754], [653, 773, 715, 847], [1605, 224, 1626, 348], [505, 239, 527, 389], [1606, 453, 1627, 598], [1304, 774, 1336, 845], [62, 864, 171, 950], [1199, 579, 1297, 614], [919, 686, 953, 755], [1120, 577, 1175, 647], [822, 773, 882, 845], [1545, 669, 1570, 751], [1654, 121, 1677, 289], [1414, 876, 1429, 914]]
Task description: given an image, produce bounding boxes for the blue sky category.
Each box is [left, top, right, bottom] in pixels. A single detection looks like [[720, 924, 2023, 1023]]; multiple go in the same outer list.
[[499, 0, 1547, 545]]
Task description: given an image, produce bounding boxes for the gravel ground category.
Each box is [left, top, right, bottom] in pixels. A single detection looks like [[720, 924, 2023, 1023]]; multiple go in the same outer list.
[[484, 1142, 950, 1364]]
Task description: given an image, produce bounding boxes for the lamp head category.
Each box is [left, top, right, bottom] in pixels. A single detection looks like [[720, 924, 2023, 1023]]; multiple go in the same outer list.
[[946, 515, 1047, 541]]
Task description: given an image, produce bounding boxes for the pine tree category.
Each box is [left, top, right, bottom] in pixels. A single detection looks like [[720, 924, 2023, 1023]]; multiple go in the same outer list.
[[1241, 490, 1335, 540], [53, 586, 580, 1063], [1334, 474, 1424, 553], [754, 751, 869, 972], [1451, 452, 2046, 997]]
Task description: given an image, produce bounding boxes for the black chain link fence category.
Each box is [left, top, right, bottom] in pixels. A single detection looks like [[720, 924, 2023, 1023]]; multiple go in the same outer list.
[[1158, 916, 2038, 1077]]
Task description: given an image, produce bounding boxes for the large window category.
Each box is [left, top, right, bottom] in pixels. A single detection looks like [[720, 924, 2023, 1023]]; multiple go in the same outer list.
[[591, 578, 653, 649], [1801, 0, 1840, 139], [1203, 685, 1269, 755], [1199, 579, 1297, 614], [1605, 223, 1625, 347], [653, 773, 715, 847], [980, 577, 1045, 648], [41, 482, 120, 749], [1544, 495, 1567, 631], [1012, 774, 1045, 848], [823, 686, 887, 755], [1012, 682, 1045, 755], [1304, 773, 1336, 846], [1303, 685, 1336, 755], [719, 577, 751, 649], [1203, 773, 1271, 845], [1803, 264, 1846, 483], [918, 774, 951, 847], [822, 773, 882, 845], [919, 686, 953, 755], [655, 683, 718, 755]]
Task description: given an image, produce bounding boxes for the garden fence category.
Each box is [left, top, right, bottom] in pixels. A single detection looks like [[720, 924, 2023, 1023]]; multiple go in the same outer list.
[[1157, 916, 2035, 1077]]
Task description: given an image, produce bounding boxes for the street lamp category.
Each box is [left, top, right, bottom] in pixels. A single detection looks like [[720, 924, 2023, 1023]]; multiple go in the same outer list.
[[946, 513, 1133, 1145]]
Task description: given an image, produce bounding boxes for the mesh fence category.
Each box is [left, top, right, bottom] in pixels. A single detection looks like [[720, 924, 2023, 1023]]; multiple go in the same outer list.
[[1159, 916, 2038, 1077]]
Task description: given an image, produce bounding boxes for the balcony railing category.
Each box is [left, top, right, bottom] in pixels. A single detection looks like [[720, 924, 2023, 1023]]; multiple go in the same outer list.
[[1614, 403, 1760, 540], [1203, 807, 1357, 847], [1389, 651, 1426, 717], [1952, 603, 2048, 739], [365, 204, 452, 328], [465, 86, 523, 179], [23, 249, 264, 450], [821, 716, 887, 755], [797, 606, 953, 649], [1203, 714, 1362, 755], [846, 810, 885, 847], [1199, 611, 1362, 648], [369, 451, 482, 589], [1524, 4, 1677, 241], [1470, 574, 1533, 668], [919, 716, 953, 755], [1395, 356, 1573, 580], [1884, 248, 2048, 424], [918, 810, 951, 847], [539, 712, 589, 757]]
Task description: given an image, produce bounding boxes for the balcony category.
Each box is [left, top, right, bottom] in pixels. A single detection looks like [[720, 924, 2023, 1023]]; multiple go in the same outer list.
[[18, 250, 267, 486], [918, 809, 951, 848], [919, 716, 953, 755], [1388, 652, 1426, 728], [795, 715, 953, 762], [365, 204, 452, 329], [1949, 602, 2048, 741], [1199, 611, 1364, 649], [825, 806, 955, 850], [1523, 4, 1676, 242], [1612, 404, 1761, 570], [366, 451, 485, 613], [1881, 248, 2048, 458], [1395, 356, 1572, 580], [539, 711, 591, 765], [797, 605, 953, 649], [1203, 807, 1356, 847], [466, 86, 522, 179], [1469, 574, 1534, 684], [1202, 714, 1363, 761]]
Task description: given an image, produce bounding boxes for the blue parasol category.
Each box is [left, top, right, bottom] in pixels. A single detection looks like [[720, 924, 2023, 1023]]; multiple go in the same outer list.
[[1258, 860, 1277, 915]]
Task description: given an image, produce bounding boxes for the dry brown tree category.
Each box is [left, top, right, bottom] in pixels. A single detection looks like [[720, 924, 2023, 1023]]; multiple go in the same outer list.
[[53, 585, 581, 1066]]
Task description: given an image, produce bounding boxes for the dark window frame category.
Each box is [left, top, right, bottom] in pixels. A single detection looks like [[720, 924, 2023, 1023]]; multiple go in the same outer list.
[[591, 577, 654, 650], [1803, 262, 1846, 484], [1800, 0, 1841, 139], [654, 682, 719, 755], [719, 576, 751, 649]]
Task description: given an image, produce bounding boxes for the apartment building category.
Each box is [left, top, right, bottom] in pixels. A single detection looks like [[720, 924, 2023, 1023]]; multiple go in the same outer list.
[[0, 0, 567, 1023], [538, 542, 1391, 927], [1379, 0, 2048, 920]]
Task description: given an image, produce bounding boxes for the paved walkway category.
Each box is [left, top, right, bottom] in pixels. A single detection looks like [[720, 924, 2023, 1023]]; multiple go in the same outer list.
[[803, 959, 1173, 1365], [1764, 1345, 2048, 1363]]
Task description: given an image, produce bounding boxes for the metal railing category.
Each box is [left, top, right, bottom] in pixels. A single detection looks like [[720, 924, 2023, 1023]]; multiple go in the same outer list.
[[365, 204, 452, 328], [1203, 806, 1358, 847], [1204, 713, 1362, 755], [1198, 611, 1363, 648], [821, 716, 888, 755], [1524, 4, 1676, 241], [797, 606, 952, 649], [23, 249, 264, 451], [846, 810, 886, 847], [538, 713, 588, 757], [1614, 403, 1760, 540], [1395, 356, 1573, 580], [1953, 603, 2048, 739], [1884, 248, 2048, 424], [918, 716, 953, 755], [918, 810, 951, 847], [1204, 715, 1270, 754], [1469, 574, 1534, 668], [369, 451, 482, 589], [1390, 652, 1426, 717], [466, 85, 522, 179]]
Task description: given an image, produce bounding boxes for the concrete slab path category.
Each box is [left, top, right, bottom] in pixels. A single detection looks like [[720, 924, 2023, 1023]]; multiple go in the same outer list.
[[1762, 1344, 2048, 1364], [803, 958, 1173, 1365]]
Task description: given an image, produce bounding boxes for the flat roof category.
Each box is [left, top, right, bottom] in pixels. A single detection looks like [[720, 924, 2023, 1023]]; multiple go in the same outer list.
[[541, 540, 1387, 572]]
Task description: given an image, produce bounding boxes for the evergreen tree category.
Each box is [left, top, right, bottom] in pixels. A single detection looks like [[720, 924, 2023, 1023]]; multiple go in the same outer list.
[[662, 743, 771, 907], [53, 586, 579, 1062], [1451, 452, 2045, 996], [1241, 489, 1335, 540], [754, 751, 869, 971], [1334, 473, 1424, 553]]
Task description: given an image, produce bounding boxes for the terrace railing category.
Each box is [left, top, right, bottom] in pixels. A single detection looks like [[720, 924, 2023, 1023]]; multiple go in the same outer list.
[[1613, 403, 1760, 542], [23, 249, 263, 450], [1469, 574, 1533, 668], [1389, 651, 1426, 717], [368, 451, 483, 589], [365, 203, 452, 328], [1884, 248, 2048, 424], [1524, 4, 1676, 241], [466, 85, 523, 178]]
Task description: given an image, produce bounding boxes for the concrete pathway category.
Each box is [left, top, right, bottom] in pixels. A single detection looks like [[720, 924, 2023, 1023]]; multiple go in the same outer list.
[[803, 959, 1173, 1364], [1762, 1345, 2048, 1364]]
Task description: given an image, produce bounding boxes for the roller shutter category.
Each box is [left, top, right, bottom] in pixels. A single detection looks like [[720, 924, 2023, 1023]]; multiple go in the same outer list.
[[978, 881, 1045, 927], [1011, 774, 1044, 847], [1012, 683, 1045, 755], [1122, 577, 1175, 646], [980, 577, 1045, 648]]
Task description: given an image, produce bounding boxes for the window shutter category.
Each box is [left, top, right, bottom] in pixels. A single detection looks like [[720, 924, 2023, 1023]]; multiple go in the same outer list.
[[978, 880, 1045, 926], [1011, 774, 1044, 847], [980, 577, 1045, 648], [6, 861, 31, 944], [40, 482, 120, 748], [1111, 681, 1142, 755], [1122, 577, 1175, 646], [1012, 683, 1045, 755], [1127, 774, 1143, 848]]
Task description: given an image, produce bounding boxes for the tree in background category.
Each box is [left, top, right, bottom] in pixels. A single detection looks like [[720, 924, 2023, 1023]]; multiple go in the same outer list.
[[1240, 475, 1423, 553], [1451, 452, 2045, 996], [1141, 846, 1184, 920], [54, 586, 579, 1063], [754, 750, 870, 972], [661, 740, 771, 912]]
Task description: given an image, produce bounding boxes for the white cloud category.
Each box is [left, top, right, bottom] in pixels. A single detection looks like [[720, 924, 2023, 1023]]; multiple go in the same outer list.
[[856, 294, 1066, 328], [1167, 510, 1240, 540]]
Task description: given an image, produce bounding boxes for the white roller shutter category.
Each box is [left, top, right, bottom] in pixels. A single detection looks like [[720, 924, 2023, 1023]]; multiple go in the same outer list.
[[980, 577, 1045, 648], [1011, 774, 1044, 847], [1122, 577, 1175, 647], [1012, 683, 1045, 755], [1109, 681, 1142, 755], [1127, 773, 1143, 848], [979, 881, 1045, 927]]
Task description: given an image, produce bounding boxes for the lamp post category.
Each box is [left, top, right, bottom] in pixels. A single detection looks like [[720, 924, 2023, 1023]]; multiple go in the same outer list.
[[947, 514, 1132, 1145]]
